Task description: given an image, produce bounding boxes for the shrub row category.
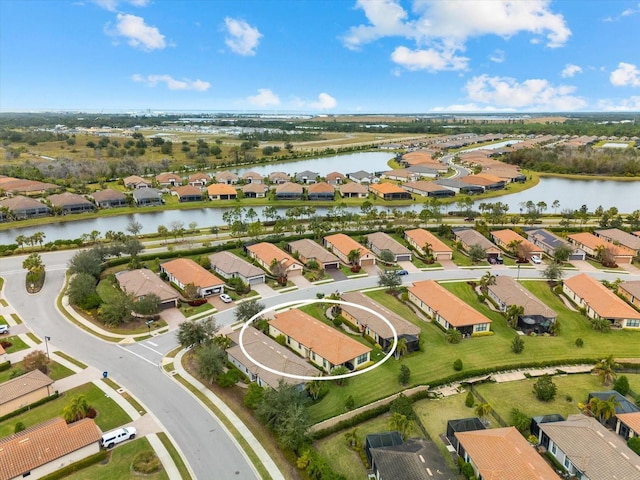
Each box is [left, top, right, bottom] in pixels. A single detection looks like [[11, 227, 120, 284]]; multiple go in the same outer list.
[[40, 450, 108, 480], [314, 403, 391, 440], [0, 360, 11, 372], [0, 391, 60, 423]]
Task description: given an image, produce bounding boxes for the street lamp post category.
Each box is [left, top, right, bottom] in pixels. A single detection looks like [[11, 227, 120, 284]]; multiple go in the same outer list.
[[146, 320, 153, 336], [517, 264, 521, 281], [44, 336, 51, 360]]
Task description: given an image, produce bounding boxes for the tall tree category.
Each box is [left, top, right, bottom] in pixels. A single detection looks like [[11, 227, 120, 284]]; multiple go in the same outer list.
[[594, 355, 619, 386], [388, 412, 413, 440]]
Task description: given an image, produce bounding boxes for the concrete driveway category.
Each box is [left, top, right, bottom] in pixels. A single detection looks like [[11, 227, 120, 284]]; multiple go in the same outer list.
[[251, 282, 277, 299], [159, 307, 186, 329]]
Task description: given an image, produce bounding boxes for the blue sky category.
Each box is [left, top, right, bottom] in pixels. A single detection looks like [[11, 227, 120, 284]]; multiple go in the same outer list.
[[2, 0, 640, 114]]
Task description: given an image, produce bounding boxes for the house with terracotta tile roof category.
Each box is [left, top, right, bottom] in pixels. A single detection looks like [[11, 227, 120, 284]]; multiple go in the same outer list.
[[90, 189, 127, 209], [187, 172, 210, 188], [171, 185, 202, 202], [325, 171, 345, 185], [245, 242, 303, 277], [123, 175, 152, 189], [0, 177, 57, 195], [287, 239, 340, 270], [366, 232, 412, 262], [401, 181, 455, 198], [567, 232, 634, 264], [215, 171, 238, 184], [615, 412, 640, 441], [369, 182, 412, 200], [274, 182, 303, 200], [487, 276, 556, 333], [242, 183, 269, 198], [115, 268, 180, 309], [618, 280, 640, 309], [241, 171, 264, 184], [456, 426, 560, 480], [459, 174, 506, 191], [340, 291, 420, 353], [155, 172, 182, 187], [594, 228, 640, 255], [490, 229, 542, 260], [339, 182, 369, 198], [307, 182, 335, 201], [0, 417, 101, 480], [454, 229, 502, 260], [47, 192, 95, 214], [208, 251, 266, 285], [0, 196, 50, 220], [404, 229, 453, 260], [563, 273, 640, 329], [539, 414, 640, 480], [160, 258, 225, 297], [408, 280, 491, 335], [268, 171, 290, 184], [323, 233, 376, 266], [0, 370, 55, 417], [226, 326, 319, 389], [268, 309, 371, 373], [207, 183, 237, 200]]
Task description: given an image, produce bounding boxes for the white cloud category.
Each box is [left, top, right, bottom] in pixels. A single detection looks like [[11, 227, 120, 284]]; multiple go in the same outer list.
[[343, 0, 570, 72], [224, 18, 262, 56], [93, 0, 149, 12], [464, 74, 586, 111], [132, 74, 210, 91], [610, 62, 640, 87], [391, 46, 468, 71], [247, 89, 280, 107], [598, 96, 640, 111], [308, 93, 338, 110], [489, 49, 505, 63], [431, 103, 511, 113], [112, 13, 166, 51], [561, 64, 582, 78]]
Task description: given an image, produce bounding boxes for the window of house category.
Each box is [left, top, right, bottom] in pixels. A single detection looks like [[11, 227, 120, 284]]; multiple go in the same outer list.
[[627, 319, 640, 328], [356, 353, 368, 364], [287, 336, 290, 345], [551, 443, 557, 455], [563, 457, 570, 469], [476, 323, 488, 332]]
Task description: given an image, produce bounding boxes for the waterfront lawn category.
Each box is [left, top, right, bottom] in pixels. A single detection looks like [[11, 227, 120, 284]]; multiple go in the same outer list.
[[64, 437, 169, 480], [0, 383, 131, 437]]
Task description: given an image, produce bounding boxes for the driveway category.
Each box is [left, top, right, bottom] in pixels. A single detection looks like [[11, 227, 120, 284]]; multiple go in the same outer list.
[[397, 260, 419, 273], [327, 268, 347, 281], [290, 275, 312, 288], [158, 307, 186, 329], [251, 282, 277, 299]]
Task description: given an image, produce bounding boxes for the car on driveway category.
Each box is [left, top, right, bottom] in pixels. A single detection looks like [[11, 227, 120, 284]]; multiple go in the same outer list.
[[530, 255, 542, 264], [219, 293, 233, 303], [396, 270, 409, 275], [0, 325, 9, 335]]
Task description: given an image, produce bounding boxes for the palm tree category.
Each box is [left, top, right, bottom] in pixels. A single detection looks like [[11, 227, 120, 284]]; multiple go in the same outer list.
[[22, 253, 44, 274], [474, 403, 492, 426], [423, 242, 434, 264], [507, 239, 522, 258], [505, 304, 524, 329], [479, 271, 496, 291], [594, 395, 620, 424], [347, 249, 361, 267], [270, 258, 288, 286], [62, 395, 91, 424], [395, 337, 408, 359], [388, 412, 413, 440], [344, 428, 360, 448], [594, 355, 619, 386]]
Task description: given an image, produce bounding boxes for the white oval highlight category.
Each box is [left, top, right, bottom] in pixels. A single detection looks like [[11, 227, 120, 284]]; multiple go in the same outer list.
[[238, 298, 397, 381]]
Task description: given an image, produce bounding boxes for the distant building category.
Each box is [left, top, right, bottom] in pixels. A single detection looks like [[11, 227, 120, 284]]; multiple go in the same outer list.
[[47, 192, 95, 214], [90, 189, 127, 209], [160, 258, 225, 297]]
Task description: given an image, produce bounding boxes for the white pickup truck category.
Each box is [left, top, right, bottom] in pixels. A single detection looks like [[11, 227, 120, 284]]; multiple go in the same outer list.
[[101, 426, 137, 449]]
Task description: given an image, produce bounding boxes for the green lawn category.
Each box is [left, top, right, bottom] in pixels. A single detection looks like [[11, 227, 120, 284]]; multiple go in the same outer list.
[[0, 383, 131, 437], [64, 437, 169, 480], [0, 315, 6, 325], [2, 335, 29, 354]]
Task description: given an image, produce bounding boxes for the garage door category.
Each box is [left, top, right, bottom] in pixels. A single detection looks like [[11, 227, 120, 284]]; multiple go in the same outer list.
[[360, 258, 375, 266], [248, 276, 265, 285], [396, 254, 412, 262]]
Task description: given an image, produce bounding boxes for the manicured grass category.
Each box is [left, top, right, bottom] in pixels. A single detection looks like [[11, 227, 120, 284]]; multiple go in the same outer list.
[[179, 302, 214, 318], [0, 299, 7, 307], [48, 361, 76, 381], [54, 350, 88, 369], [2, 335, 29, 354], [157, 432, 193, 480], [64, 437, 169, 480], [0, 315, 6, 324], [26, 332, 42, 344], [0, 383, 131, 437], [11, 313, 23, 324]]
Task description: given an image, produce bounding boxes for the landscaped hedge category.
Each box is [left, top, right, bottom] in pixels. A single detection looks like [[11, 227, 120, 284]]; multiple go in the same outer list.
[[0, 360, 11, 372], [0, 391, 60, 423], [40, 450, 108, 480]]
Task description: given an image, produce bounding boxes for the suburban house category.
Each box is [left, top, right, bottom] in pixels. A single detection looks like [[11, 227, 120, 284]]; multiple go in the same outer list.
[[616, 412, 640, 441], [340, 291, 420, 353], [187, 172, 210, 188], [268, 308, 371, 373], [587, 390, 640, 429], [435, 178, 483, 194], [241, 171, 264, 184], [526, 229, 586, 261], [404, 229, 453, 260], [215, 171, 238, 185], [567, 232, 635, 264], [618, 280, 640, 309], [287, 239, 340, 270], [155, 172, 181, 187], [323, 233, 377, 266], [47, 192, 95, 214], [242, 183, 269, 198], [306, 182, 335, 201], [594, 228, 640, 255], [339, 182, 369, 198], [245, 242, 303, 277], [123, 175, 151, 189], [456, 426, 560, 480], [0, 196, 50, 220], [0, 369, 55, 417], [453, 229, 502, 260], [490, 229, 542, 260], [380, 169, 420, 182], [171, 185, 202, 202], [160, 258, 225, 297], [268, 171, 290, 184], [207, 183, 237, 200], [0, 177, 57, 196], [115, 268, 181, 309], [366, 231, 412, 262], [445, 417, 485, 455], [325, 171, 345, 185], [208, 251, 266, 285], [486, 276, 557, 333], [294, 170, 318, 184], [563, 273, 640, 329], [459, 174, 506, 191], [408, 280, 492, 335], [274, 182, 303, 200], [90, 189, 127, 209], [401, 181, 455, 197], [0, 417, 101, 480], [365, 432, 454, 480], [226, 326, 318, 390], [347, 170, 378, 184], [406, 163, 444, 175], [132, 188, 163, 206], [369, 183, 412, 200], [539, 414, 640, 480]]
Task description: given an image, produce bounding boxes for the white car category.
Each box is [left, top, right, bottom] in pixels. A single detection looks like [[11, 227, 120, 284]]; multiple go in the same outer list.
[[219, 293, 233, 303], [101, 426, 136, 449], [530, 255, 542, 264], [0, 325, 9, 335]]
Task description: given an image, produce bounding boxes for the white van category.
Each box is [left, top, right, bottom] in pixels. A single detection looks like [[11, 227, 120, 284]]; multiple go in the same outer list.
[[101, 426, 137, 449]]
